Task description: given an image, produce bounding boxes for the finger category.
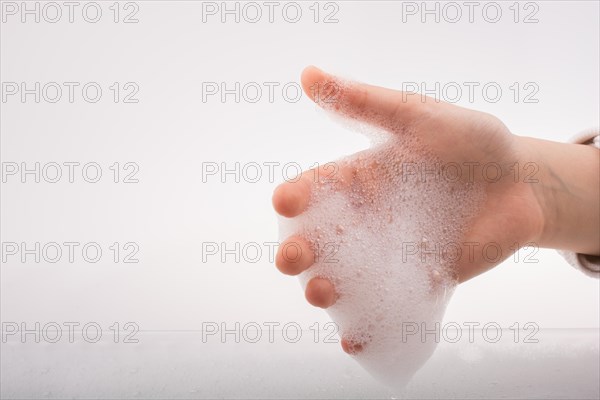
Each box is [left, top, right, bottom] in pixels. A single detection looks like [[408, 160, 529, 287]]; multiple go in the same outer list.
[[305, 277, 337, 308], [275, 236, 314, 276], [272, 175, 312, 218], [300, 65, 426, 129], [272, 162, 353, 218]]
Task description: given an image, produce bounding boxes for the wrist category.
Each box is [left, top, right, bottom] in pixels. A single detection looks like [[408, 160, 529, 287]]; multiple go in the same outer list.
[[516, 135, 600, 255]]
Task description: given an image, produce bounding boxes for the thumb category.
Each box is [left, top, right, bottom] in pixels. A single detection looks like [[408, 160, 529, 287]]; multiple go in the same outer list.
[[300, 66, 423, 129]]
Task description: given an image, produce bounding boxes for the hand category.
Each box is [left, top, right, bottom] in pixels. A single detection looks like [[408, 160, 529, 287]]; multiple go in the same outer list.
[[272, 66, 600, 351]]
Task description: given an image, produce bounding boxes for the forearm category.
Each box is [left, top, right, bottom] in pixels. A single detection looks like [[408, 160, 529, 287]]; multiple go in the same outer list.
[[519, 136, 600, 256]]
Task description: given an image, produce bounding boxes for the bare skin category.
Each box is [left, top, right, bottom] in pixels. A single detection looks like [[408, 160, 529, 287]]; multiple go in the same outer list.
[[273, 66, 600, 353]]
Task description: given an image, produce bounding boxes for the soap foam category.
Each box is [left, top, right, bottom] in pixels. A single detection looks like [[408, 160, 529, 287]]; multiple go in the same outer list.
[[278, 83, 485, 388]]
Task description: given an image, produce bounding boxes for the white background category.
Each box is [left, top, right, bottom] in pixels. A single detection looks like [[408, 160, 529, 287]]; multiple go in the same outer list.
[[1, 1, 599, 398]]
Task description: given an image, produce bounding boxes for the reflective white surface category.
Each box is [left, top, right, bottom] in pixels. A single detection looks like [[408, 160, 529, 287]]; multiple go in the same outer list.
[[2, 329, 598, 399]]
